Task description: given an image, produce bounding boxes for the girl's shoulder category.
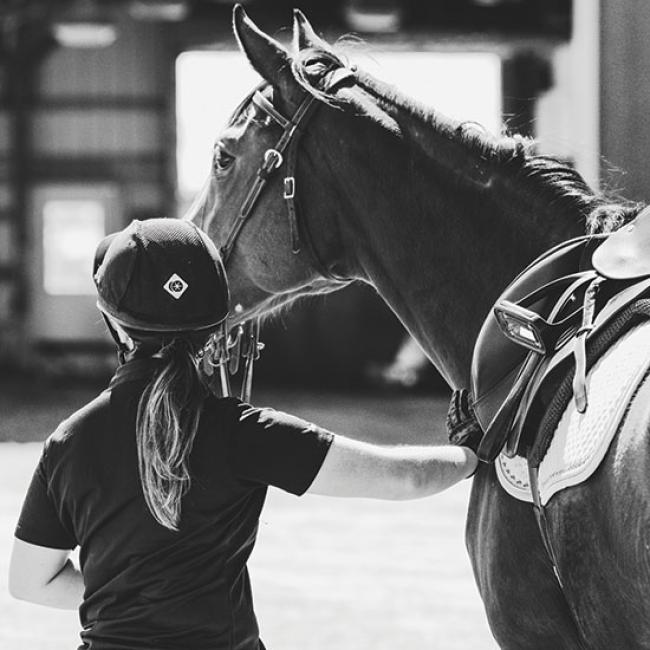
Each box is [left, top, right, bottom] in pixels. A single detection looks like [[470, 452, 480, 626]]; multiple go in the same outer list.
[[203, 395, 279, 423], [202, 395, 247, 423], [47, 390, 111, 450]]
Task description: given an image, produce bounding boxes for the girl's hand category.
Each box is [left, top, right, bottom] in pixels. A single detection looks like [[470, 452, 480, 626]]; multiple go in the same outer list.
[[447, 389, 483, 453]]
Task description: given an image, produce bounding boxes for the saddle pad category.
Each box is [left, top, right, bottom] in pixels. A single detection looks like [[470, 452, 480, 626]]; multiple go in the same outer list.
[[495, 320, 650, 505]]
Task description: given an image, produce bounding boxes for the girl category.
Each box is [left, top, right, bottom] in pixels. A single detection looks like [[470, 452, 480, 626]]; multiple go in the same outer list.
[[9, 218, 477, 650]]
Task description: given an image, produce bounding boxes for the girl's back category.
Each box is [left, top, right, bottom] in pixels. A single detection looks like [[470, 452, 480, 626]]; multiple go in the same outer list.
[[19, 360, 268, 649]]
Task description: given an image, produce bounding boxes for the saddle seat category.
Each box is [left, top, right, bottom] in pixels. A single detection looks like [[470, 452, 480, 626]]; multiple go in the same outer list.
[[471, 206, 650, 464]]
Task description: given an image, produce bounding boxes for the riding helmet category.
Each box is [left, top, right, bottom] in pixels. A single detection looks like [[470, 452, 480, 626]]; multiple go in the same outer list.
[[93, 218, 229, 333]]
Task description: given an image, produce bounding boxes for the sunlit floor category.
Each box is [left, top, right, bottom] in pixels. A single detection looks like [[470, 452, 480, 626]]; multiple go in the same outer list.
[[0, 384, 497, 649]]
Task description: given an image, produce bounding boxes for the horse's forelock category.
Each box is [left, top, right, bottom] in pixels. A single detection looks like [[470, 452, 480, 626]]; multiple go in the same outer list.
[[291, 47, 348, 105]]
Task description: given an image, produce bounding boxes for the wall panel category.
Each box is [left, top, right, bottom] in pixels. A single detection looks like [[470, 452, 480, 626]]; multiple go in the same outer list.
[[32, 109, 164, 156], [0, 220, 13, 264], [0, 185, 10, 210], [0, 284, 12, 322], [0, 112, 9, 152], [122, 181, 169, 216], [39, 20, 169, 99], [600, 0, 650, 203], [15, 19, 176, 347]]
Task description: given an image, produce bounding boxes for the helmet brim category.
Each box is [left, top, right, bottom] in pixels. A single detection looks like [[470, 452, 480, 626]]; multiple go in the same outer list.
[[96, 298, 227, 333], [93, 232, 118, 277]]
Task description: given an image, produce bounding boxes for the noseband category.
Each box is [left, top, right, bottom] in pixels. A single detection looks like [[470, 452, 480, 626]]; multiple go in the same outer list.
[[219, 66, 356, 282]]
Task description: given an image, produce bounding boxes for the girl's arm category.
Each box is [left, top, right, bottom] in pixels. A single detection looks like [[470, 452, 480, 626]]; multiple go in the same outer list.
[[307, 436, 477, 500], [9, 538, 83, 610]]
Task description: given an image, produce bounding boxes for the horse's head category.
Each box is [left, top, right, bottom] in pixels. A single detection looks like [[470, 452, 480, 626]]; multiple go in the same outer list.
[[185, 5, 640, 385], [185, 6, 359, 324]]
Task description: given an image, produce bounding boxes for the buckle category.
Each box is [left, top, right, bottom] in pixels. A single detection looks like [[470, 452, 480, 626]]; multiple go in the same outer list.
[[283, 176, 296, 200], [262, 149, 283, 175]]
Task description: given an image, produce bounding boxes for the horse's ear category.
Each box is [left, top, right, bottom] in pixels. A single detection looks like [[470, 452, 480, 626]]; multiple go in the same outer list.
[[232, 4, 291, 87], [292, 8, 329, 52]]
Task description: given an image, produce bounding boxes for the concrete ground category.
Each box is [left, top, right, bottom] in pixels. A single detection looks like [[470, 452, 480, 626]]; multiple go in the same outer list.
[[0, 381, 497, 649]]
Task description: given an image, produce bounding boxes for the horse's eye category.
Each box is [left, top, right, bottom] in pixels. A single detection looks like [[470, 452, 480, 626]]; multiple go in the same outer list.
[[213, 144, 235, 174]]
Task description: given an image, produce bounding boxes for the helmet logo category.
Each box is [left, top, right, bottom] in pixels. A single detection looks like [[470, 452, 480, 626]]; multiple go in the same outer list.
[[163, 273, 188, 300]]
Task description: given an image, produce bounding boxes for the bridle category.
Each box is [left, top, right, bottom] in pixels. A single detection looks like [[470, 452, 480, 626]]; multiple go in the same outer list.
[[207, 65, 356, 401], [219, 65, 357, 282]]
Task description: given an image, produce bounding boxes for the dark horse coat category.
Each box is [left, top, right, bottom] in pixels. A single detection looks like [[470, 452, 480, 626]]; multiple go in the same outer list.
[[186, 7, 650, 649]]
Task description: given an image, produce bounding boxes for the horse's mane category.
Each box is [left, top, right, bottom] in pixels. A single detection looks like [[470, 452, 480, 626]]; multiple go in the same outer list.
[[291, 45, 643, 235]]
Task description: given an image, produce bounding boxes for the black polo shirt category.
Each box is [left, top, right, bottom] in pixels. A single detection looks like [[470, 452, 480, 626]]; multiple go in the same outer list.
[[15, 359, 333, 650]]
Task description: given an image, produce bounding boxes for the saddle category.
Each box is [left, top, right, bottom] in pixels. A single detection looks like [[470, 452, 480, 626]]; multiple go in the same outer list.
[[472, 205, 650, 464]]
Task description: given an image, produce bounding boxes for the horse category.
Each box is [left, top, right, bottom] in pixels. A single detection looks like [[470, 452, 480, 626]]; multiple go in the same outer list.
[[186, 6, 650, 648]]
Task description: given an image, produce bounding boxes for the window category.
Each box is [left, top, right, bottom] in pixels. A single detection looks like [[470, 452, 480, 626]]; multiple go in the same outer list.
[[175, 49, 501, 210], [42, 199, 105, 296]]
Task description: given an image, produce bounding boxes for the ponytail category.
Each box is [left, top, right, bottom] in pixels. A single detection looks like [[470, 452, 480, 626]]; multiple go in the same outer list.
[[136, 338, 206, 531]]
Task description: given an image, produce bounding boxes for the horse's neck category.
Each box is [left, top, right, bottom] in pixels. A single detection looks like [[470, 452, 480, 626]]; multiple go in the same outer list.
[[343, 154, 583, 388]]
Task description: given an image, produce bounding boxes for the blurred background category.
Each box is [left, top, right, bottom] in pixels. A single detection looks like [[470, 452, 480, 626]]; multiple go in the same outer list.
[[1, 0, 650, 647], [3, 0, 644, 387]]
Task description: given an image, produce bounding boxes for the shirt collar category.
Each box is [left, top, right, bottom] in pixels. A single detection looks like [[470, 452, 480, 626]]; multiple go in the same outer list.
[[109, 357, 163, 390]]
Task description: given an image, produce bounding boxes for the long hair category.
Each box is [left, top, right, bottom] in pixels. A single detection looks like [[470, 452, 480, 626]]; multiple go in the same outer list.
[[135, 337, 207, 531]]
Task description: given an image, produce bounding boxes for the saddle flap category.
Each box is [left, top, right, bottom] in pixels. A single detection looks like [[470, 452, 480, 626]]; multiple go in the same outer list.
[[524, 275, 650, 466], [470, 236, 593, 433], [593, 206, 650, 279]]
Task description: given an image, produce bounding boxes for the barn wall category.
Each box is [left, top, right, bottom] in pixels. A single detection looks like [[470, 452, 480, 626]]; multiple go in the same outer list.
[[3, 3, 620, 387], [0, 17, 178, 365], [535, 0, 600, 188], [599, 0, 650, 205], [35, 17, 175, 223]]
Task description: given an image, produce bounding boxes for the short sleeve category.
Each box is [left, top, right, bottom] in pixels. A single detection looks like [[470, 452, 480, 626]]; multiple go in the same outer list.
[[228, 402, 334, 496], [15, 449, 77, 550]]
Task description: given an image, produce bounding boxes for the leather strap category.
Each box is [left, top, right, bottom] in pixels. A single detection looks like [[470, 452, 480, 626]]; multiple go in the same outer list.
[[528, 462, 564, 588], [478, 272, 597, 462], [220, 66, 356, 283], [220, 93, 313, 262], [521, 274, 650, 435], [503, 274, 598, 457], [252, 92, 290, 128], [284, 134, 302, 254]]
